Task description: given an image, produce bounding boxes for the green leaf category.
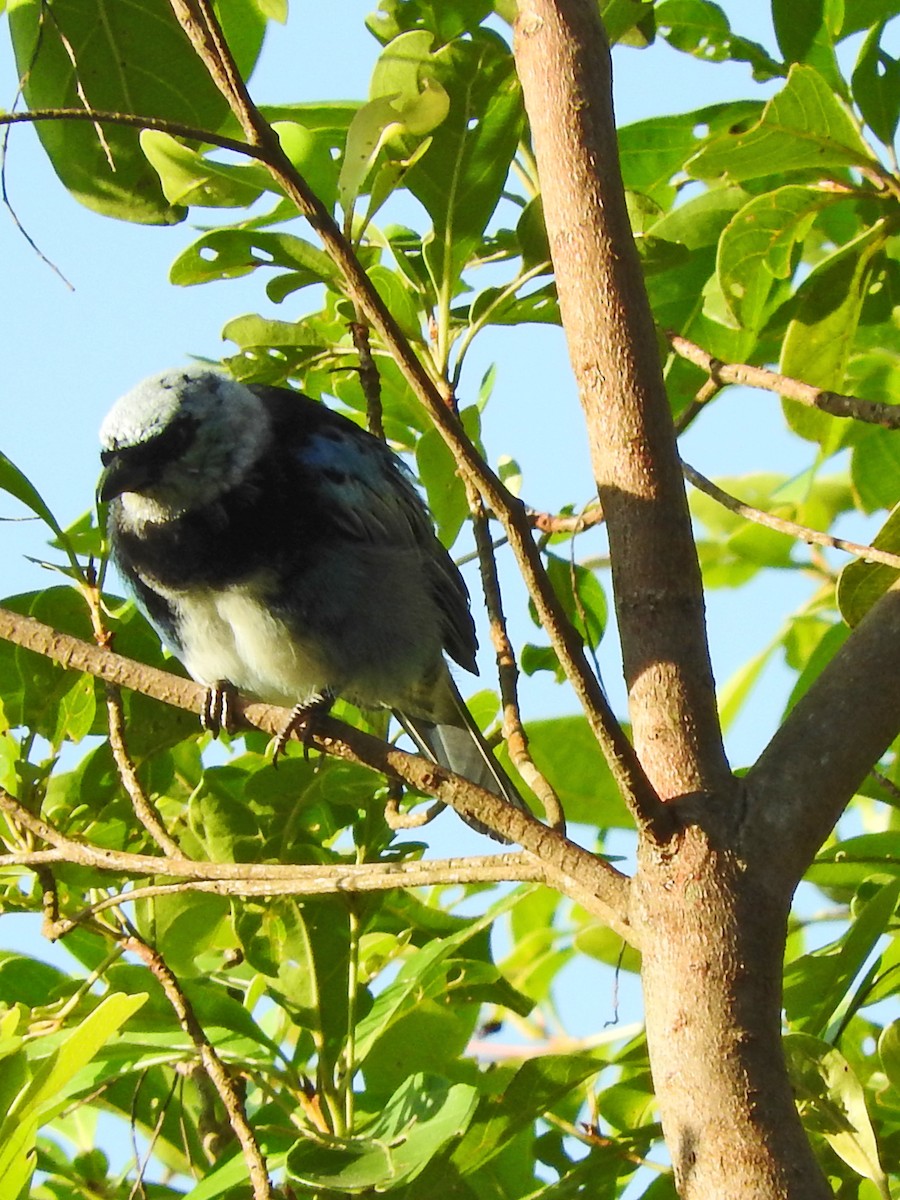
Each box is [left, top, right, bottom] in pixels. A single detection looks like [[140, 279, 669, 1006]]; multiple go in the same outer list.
[[539, 554, 607, 647], [0, 452, 80, 576], [287, 1074, 479, 1192], [838, 0, 900, 39], [236, 897, 352, 1064], [416, 426, 469, 547], [688, 64, 876, 182], [784, 1032, 888, 1188], [6, 991, 147, 1129], [852, 22, 900, 145], [0, 954, 71, 1007], [717, 638, 779, 732], [8, 0, 265, 222], [619, 102, 761, 207], [405, 29, 522, 279], [450, 1054, 602, 1175], [655, 0, 783, 81], [808, 833, 900, 890], [355, 892, 531, 1069], [717, 186, 844, 330], [0, 588, 97, 748], [170, 229, 341, 288], [601, 0, 655, 46], [852, 417, 900, 513], [140, 131, 272, 208], [836, 503, 900, 627], [878, 1021, 900, 1093], [783, 878, 900, 1036], [518, 716, 631, 827], [781, 223, 888, 446], [340, 31, 450, 212]]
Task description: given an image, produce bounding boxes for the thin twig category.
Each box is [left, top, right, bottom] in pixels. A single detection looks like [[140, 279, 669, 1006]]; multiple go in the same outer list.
[[0, 107, 266, 161], [0, 783, 634, 941], [118, 926, 273, 1200], [350, 317, 385, 441], [682, 460, 900, 571], [669, 334, 900, 429], [869, 766, 900, 803], [103, 688, 183, 855], [383, 792, 447, 830], [41, 4, 115, 169], [526, 504, 604, 534], [468, 482, 566, 831], [673, 377, 723, 436], [82, 575, 182, 857]]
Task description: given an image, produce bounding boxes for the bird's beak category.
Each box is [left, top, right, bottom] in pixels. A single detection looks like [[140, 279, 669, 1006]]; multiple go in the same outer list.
[[97, 452, 153, 503]]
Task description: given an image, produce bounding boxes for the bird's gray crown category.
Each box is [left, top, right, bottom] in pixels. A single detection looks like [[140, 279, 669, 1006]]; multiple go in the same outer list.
[[99, 365, 271, 515], [100, 366, 258, 450]]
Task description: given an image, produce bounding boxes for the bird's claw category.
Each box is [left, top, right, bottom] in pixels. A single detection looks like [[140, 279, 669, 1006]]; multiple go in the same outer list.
[[272, 692, 335, 765], [201, 681, 238, 737]]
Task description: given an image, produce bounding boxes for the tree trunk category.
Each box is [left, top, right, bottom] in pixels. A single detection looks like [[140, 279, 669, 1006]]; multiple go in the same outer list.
[[513, 1, 838, 1195], [633, 823, 831, 1198]]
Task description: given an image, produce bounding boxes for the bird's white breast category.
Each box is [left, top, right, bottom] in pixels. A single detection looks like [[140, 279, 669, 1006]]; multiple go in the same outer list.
[[172, 585, 331, 706]]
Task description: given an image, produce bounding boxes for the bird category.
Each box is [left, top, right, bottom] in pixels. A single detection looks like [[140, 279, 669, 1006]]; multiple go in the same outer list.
[[98, 365, 528, 840]]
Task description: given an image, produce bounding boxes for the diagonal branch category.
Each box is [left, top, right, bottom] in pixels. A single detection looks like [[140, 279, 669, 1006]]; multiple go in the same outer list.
[[746, 580, 900, 882], [0, 606, 635, 941], [682, 461, 900, 571], [513, 0, 731, 805], [669, 334, 900, 429], [0, 106, 265, 159], [164, 0, 667, 840], [117, 927, 273, 1200], [468, 483, 566, 832]]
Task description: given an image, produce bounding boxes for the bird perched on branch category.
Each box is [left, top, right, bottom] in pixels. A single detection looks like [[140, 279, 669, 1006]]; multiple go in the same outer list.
[[98, 365, 527, 839]]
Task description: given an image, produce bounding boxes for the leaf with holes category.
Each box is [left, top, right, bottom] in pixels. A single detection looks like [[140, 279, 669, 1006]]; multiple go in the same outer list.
[[688, 64, 876, 182]]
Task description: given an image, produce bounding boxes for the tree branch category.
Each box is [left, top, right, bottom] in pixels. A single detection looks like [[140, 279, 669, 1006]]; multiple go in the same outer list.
[[468, 483, 566, 831], [0, 606, 635, 942], [163, 0, 663, 839], [682, 460, 900, 571], [0, 789, 547, 903], [669, 334, 900, 429], [746, 580, 900, 881], [513, 0, 731, 805], [116, 927, 273, 1200], [0, 106, 264, 160]]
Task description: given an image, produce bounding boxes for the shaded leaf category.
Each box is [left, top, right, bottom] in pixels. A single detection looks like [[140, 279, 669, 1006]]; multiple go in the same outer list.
[[287, 1073, 479, 1192], [8, 0, 265, 222], [836, 503, 900, 627]]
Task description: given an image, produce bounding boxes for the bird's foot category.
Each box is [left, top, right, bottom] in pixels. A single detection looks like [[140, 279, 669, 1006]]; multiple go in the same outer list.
[[273, 692, 335, 765], [201, 681, 239, 737]]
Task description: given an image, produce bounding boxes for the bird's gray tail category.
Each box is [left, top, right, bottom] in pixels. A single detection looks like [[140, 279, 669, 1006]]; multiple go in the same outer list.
[[394, 675, 529, 842]]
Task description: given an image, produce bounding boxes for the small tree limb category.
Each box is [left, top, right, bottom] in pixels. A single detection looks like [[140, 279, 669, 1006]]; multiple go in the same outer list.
[[669, 334, 900, 429], [0, 607, 635, 941], [682, 460, 900, 571], [117, 926, 274, 1200], [746, 581, 900, 882]]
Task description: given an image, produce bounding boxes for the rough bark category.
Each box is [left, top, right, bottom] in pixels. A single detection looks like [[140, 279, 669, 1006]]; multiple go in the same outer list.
[[748, 581, 900, 883], [633, 824, 832, 1200], [514, 0, 730, 803]]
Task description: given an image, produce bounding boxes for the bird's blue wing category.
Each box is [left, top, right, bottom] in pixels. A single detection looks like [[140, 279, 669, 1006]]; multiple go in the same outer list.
[[297, 425, 433, 546]]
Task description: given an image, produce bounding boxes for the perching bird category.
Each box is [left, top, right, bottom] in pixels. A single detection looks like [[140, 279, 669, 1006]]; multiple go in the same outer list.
[[98, 365, 527, 839]]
